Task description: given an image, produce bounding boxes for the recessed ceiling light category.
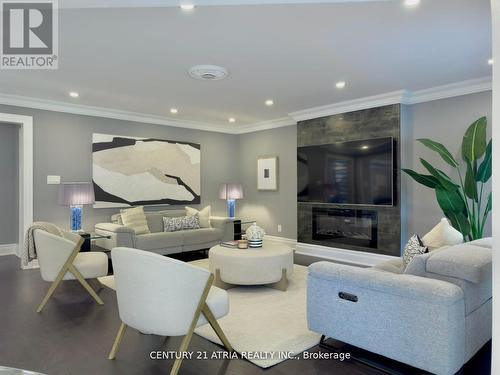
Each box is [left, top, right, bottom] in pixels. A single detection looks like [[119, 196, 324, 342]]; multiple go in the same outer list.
[[361, 145, 369, 150], [228, 117, 236, 123], [170, 108, 178, 114], [336, 81, 346, 89], [265, 99, 274, 106], [180, 4, 195, 11], [488, 58, 494, 65], [69, 91, 79, 98], [404, 0, 420, 8]]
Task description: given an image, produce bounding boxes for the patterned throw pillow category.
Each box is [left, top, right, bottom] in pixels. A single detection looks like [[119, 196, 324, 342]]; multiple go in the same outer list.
[[403, 234, 428, 266], [163, 215, 200, 232]]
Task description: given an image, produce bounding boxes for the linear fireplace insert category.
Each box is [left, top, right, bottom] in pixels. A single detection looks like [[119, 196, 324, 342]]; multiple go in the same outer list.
[[312, 207, 378, 249]]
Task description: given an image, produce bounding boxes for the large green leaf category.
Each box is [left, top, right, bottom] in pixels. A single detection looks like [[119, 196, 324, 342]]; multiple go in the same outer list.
[[417, 138, 459, 167], [477, 140, 492, 182], [445, 211, 471, 239], [435, 188, 465, 213], [464, 159, 478, 200], [486, 191, 492, 213], [402, 169, 441, 189], [462, 117, 487, 161], [420, 158, 459, 191]]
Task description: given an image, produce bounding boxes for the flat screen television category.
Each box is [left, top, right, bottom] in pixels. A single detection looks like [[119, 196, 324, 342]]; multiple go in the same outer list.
[[298, 137, 394, 206]]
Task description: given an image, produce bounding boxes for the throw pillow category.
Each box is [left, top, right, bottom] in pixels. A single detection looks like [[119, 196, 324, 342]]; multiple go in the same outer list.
[[163, 215, 200, 232], [402, 234, 428, 267], [120, 206, 150, 235], [422, 218, 464, 251], [185, 205, 211, 228]]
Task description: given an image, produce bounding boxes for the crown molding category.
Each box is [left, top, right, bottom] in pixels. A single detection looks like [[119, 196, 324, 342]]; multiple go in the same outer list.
[[233, 116, 297, 134], [0, 93, 234, 134], [288, 77, 491, 123], [0, 76, 492, 135], [289, 90, 408, 122], [404, 77, 492, 105]]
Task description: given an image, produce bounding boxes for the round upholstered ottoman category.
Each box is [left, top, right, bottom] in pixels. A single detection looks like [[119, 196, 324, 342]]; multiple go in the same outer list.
[[208, 243, 294, 291]]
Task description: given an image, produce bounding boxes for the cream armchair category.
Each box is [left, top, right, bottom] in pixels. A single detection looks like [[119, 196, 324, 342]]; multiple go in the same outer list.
[[34, 229, 108, 312], [108, 247, 233, 375]]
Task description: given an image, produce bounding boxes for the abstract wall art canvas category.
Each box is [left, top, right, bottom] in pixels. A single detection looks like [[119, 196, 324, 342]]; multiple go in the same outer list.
[[92, 133, 201, 208]]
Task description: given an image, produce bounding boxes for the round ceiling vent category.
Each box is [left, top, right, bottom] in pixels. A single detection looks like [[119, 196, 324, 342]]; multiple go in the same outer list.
[[188, 65, 229, 81]]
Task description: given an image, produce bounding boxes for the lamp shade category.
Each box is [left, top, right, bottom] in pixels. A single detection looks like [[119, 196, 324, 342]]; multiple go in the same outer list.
[[219, 184, 243, 200], [58, 182, 95, 206]]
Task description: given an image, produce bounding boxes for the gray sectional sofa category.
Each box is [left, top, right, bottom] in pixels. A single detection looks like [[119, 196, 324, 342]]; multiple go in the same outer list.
[[307, 238, 492, 375], [94, 210, 233, 255]]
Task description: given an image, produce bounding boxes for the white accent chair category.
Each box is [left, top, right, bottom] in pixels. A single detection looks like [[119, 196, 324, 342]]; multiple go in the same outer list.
[[34, 229, 108, 312], [108, 247, 233, 375]]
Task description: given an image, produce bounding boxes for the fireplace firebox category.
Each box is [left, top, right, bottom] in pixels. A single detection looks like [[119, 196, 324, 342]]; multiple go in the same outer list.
[[312, 208, 378, 249]]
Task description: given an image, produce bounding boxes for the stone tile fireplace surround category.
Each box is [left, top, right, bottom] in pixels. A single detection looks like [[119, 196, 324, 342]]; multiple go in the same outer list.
[[297, 104, 409, 257]]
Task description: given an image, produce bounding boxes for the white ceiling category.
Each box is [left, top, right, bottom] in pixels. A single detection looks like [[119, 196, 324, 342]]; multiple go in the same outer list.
[[0, 0, 492, 130]]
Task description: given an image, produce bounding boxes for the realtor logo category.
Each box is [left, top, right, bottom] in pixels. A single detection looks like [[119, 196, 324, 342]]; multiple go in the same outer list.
[[1, 0, 58, 69]]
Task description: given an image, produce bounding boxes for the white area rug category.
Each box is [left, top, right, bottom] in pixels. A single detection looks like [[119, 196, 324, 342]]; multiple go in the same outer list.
[[191, 259, 321, 368]]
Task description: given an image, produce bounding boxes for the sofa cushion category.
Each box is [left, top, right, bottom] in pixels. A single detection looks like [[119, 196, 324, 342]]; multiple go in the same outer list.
[[120, 206, 150, 235], [145, 212, 169, 233], [182, 228, 222, 245], [113, 209, 185, 233], [422, 218, 463, 251], [186, 205, 211, 228], [373, 258, 405, 274], [426, 244, 492, 283], [468, 237, 492, 249], [135, 231, 184, 250]]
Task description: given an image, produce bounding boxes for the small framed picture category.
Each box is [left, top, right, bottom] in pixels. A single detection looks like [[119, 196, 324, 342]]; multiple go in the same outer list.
[[257, 156, 278, 191]]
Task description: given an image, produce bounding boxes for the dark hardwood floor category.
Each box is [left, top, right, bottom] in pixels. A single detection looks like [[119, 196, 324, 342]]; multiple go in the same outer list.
[[0, 254, 490, 375]]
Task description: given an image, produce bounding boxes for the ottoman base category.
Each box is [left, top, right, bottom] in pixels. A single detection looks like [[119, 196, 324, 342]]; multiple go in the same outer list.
[[213, 268, 288, 292]]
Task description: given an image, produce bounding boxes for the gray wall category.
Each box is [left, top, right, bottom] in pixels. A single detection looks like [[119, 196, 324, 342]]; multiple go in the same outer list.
[[236, 126, 297, 239], [0, 104, 239, 232], [0, 123, 18, 244], [407, 91, 492, 237]]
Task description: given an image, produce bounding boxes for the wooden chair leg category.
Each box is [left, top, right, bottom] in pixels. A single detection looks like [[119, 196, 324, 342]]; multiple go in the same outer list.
[[202, 303, 233, 352], [36, 277, 64, 313], [170, 323, 197, 375], [108, 322, 127, 360], [170, 274, 215, 375], [68, 265, 104, 305]]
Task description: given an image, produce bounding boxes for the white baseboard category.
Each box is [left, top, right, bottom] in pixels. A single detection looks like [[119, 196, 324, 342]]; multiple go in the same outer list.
[[264, 235, 297, 247], [295, 242, 399, 267], [264, 236, 399, 267], [21, 259, 39, 270], [0, 243, 18, 256]]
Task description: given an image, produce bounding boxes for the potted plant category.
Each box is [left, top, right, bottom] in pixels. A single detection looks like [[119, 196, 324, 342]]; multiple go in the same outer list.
[[402, 117, 491, 241]]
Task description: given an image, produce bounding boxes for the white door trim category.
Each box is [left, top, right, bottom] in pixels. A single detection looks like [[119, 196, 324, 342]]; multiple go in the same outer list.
[[0, 113, 33, 259]]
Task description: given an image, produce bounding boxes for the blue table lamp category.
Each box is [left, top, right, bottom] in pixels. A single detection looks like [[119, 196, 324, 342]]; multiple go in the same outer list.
[[58, 182, 95, 232], [219, 183, 243, 219]]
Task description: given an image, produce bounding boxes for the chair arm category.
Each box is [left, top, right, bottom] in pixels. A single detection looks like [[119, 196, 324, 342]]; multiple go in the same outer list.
[[210, 216, 234, 241], [94, 223, 136, 249], [60, 230, 82, 244], [309, 261, 463, 305]]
